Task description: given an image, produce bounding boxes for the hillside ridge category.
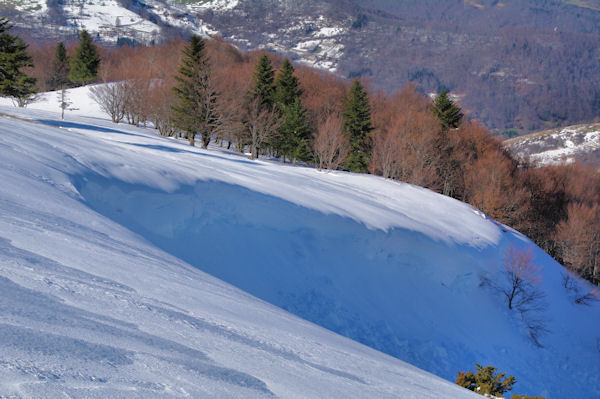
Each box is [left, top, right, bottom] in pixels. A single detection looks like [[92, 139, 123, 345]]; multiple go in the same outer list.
[[0, 87, 598, 398]]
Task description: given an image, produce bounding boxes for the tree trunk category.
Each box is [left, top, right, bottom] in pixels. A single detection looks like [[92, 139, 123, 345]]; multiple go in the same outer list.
[[189, 135, 195, 146]]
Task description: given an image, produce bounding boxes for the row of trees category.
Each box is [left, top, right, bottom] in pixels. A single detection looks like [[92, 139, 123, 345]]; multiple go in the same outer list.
[[169, 35, 376, 172], [9, 29, 600, 288], [0, 19, 101, 111]]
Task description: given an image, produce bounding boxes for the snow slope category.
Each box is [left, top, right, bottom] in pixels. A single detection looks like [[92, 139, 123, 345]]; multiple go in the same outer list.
[[0, 87, 599, 398], [0, 97, 479, 397], [506, 123, 600, 166]]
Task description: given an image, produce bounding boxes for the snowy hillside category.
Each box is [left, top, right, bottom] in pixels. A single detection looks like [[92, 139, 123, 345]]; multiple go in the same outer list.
[[1, 0, 347, 72], [2, 0, 220, 43], [506, 123, 600, 166], [0, 87, 599, 398]]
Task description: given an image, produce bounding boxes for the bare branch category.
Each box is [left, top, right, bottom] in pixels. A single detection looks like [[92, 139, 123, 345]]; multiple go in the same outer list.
[[89, 83, 126, 123], [313, 113, 349, 171]]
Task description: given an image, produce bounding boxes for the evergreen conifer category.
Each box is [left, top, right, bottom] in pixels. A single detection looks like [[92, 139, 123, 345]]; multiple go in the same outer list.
[[274, 58, 302, 106], [433, 89, 463, 131], [280, 97, 311, 165], [172, 35, 219, 148], [0, 17, 36, 104], [250, 54, 275, 110], [47, 42, 70, 90], [342, 79, 373, 173], [272, 58, 310, 163], [69, 30, 100, 85]]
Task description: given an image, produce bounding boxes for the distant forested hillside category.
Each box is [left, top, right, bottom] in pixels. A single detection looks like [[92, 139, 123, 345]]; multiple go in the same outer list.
[[340, 0, 600, 132]]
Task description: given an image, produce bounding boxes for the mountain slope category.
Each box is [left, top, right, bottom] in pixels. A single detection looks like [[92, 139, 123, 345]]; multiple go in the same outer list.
[[505, 123, 600, 166], [0, 106, 477, 396], [0, 87, 599, 398]]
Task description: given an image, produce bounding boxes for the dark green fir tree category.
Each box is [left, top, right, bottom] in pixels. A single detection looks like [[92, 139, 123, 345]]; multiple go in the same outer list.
[[0, 17, 36, 105], [47, 41, 70, 90], [250, 54, 275, 110], [274, 58, 302, 107], [69, 30, 100, 86], [432, 89, 463, 131], [172, 35, 219, 148], [273, 58, 310, 163], [343, 79, 373, 173], [280, 97, 312, 165]]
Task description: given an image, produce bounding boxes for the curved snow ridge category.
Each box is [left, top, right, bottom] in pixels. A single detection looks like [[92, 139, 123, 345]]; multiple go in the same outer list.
[[1, 96, 600, 398], [0, 106, 484, 398], [0, 93, 502, 249]]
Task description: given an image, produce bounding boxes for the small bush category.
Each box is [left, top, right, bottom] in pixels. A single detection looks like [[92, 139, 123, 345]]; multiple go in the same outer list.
[[456, 363, 516, 397]]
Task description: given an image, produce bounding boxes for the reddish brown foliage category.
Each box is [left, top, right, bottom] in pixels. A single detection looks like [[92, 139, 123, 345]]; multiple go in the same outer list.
[[370, 84, 441, 188], [313, 113, 349, 171], [555, 203, 600, 285], [25, 37, 600, 286]]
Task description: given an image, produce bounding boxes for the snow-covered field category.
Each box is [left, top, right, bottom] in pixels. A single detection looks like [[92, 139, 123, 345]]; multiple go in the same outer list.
[[0, 87, 599, 398]]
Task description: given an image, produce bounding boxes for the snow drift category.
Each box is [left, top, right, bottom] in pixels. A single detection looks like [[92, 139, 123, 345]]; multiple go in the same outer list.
[[0, 87, 599, 398]]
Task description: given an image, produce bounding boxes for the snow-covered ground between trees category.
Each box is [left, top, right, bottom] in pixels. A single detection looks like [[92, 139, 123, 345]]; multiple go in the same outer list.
[[0, 87, 598, 398]]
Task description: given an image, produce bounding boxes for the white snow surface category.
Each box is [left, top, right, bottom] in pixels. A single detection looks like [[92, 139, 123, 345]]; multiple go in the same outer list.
[[185, 0, 239, 11], [3, 0, 220, 43], [508, 124, 600, 166], [0, 87, 599, 398], [62, 0, 161, 41]]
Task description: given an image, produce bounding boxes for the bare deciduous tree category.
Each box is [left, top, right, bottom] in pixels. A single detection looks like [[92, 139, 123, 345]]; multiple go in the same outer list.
[[501, 246, 543, 311], [245, 98, 282, 160], [562, 270, 600, 305], [147, 79, 177, 137], [481, 245, 547, 346], [89, 82, 127, 123], [555, 203, 600, 286], [370, 84, 441, 188], [313, 113, 349, 171]]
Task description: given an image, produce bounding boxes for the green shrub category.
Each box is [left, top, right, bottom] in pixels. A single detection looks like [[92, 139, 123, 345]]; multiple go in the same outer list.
[[456, 363, 516, 397]]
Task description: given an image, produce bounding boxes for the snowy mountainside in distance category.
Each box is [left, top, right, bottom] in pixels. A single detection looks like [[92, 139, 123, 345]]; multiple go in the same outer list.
[[4, 0, 600, 131], [0, 86, 599, 398], [506, 123, 600, 167]]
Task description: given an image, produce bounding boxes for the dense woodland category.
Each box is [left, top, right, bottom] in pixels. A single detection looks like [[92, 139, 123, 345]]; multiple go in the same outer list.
[[5, 26, 600, 292]]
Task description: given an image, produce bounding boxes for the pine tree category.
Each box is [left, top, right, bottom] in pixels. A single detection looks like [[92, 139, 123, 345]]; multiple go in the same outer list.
[[433, 89, 463, 131], [280, 97, 312, 165], [47, 41, 70, 91], [172, 35, 219, 148], [272, 58, 310, 163], [250, 54, 275, 110], [69, 30, 100, 86], [343, 79, 373, 173], [274, 58, 302, 107], [0, 17, 36, 105]]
